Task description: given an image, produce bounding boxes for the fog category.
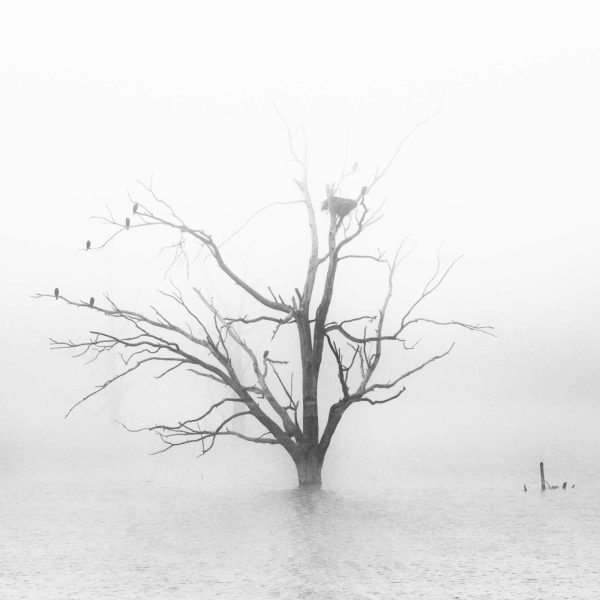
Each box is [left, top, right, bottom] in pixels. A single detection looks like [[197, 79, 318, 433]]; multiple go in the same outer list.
[[4, 3, 600, 598], [2, 2, 600, 492]]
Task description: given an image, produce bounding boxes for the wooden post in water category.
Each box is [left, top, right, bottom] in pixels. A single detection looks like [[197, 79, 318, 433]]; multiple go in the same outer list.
[[540, 461, 546, 491]]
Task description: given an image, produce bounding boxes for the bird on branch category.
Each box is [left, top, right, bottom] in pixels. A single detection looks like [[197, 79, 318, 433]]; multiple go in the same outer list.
[[54, 287, 59, 300], [86, 240, 91, 251], [125, 217, 131, 230], [133, 203, 138, 214], [89, 297, 95, 307]]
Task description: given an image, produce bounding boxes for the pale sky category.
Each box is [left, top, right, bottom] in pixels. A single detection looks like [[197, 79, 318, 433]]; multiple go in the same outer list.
[[1, 1, 600, 484]]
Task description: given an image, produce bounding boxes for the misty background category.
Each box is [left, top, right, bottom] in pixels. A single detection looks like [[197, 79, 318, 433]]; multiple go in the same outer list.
[[1, 1, 600, 492]]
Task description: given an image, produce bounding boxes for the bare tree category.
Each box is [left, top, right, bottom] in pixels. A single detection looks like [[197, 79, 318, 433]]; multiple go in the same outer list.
[[36, 123, 492, 485]]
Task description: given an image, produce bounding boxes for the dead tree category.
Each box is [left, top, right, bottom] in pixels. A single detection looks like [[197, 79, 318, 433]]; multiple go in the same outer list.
[[36, 122, 492, 486]]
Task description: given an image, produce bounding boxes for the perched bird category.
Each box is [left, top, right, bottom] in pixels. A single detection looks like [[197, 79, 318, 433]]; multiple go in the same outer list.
[[562, 482, 567, 489], [89, 297, 95, 307], [523, 484, 527, 492], [125, 217, 130, 230], [54, 287, 59, 300], [133, 203, 138, 214], [86, 240, 91, 251], [361, 185, 368, 196]]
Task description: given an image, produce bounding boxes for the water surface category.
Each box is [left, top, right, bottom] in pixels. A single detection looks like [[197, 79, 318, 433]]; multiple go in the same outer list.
[[1, 452, 597, 599]]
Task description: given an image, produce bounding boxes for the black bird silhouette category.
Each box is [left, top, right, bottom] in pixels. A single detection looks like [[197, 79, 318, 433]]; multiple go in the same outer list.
[[86, 240, 91, 251], [89, 297, 95, 307], [54, 287, 59, 300], [523, 484, 527, 492], [133, 203, 138, 214], [125, 217, 131, 230]]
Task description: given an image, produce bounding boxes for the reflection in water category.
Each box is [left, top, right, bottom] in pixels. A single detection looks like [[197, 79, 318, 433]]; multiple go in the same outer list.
[[1, 466, 599, 599]]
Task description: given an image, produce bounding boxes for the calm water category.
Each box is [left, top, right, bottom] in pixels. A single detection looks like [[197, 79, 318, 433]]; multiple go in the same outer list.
[[1, 453, 599, 599]]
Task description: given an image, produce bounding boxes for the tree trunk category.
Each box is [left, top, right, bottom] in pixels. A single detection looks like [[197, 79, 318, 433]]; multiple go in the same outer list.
[[295, 446, 323, 486]]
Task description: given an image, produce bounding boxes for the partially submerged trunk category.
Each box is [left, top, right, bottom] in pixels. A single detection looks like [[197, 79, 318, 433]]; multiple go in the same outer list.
[[294, 445, 323, 486]]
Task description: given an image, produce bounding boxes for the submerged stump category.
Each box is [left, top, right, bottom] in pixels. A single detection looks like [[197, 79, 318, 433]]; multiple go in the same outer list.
[[540, 461, 546, 492]]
